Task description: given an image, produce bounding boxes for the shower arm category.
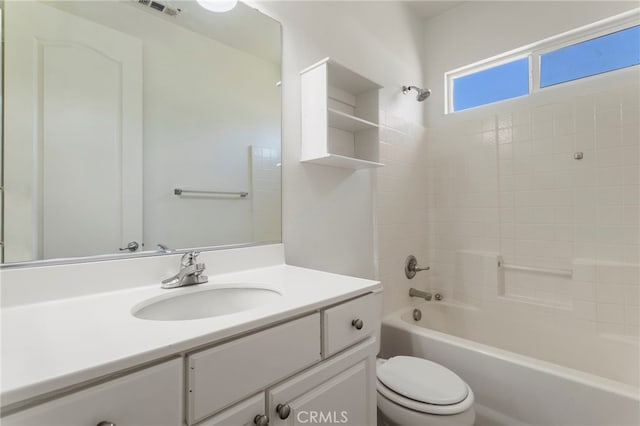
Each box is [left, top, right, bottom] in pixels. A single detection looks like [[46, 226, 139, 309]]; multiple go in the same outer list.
[[402, 85, 420, 95]]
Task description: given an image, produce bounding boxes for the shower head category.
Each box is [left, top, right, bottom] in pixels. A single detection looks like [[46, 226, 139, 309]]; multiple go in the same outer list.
[[402, 85, 431, 102]]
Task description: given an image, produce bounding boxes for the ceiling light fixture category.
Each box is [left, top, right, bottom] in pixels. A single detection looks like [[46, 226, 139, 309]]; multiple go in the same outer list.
[[196, 0, 238, 13]]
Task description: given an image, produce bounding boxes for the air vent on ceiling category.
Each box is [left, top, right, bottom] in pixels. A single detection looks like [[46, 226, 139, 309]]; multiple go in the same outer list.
[[135, 0, 181, 17]]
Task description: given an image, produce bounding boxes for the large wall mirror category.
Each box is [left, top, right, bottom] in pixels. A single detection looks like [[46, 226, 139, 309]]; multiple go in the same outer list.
[[1, 0, 282, 265]]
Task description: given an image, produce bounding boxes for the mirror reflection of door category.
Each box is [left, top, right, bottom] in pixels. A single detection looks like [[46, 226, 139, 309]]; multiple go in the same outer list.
[[3, 1, 143, 262]]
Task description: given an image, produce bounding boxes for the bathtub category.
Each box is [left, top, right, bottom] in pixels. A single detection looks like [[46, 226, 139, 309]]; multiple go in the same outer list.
[[380, 303, 640, 426]]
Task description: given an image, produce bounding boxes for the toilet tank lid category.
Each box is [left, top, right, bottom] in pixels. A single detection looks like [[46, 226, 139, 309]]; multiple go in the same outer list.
[[377, 356, 468, 405]]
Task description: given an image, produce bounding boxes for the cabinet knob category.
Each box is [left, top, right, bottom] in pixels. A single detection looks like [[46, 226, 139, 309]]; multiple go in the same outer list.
[[96, 422, 116, 426], [276, 403, 291, 419], [254, 414, 269, 426], [352, 318, 364, 330], [118, 241, 139, 252]]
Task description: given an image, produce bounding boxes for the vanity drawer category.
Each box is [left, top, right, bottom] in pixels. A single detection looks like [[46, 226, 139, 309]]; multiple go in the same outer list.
[[2, 359, 182, 426], [187, 313, 321, 424], [196, 393, 265, 426], [323, 292, 382, 357]]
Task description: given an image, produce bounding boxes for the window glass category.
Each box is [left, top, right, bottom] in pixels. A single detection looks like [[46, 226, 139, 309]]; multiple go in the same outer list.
[[453, 57, 530, 112], [540, 25, 640, 88]]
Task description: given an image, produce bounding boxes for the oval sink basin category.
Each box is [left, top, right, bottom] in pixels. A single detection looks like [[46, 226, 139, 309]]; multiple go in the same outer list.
[[132, 286, 281, 321]]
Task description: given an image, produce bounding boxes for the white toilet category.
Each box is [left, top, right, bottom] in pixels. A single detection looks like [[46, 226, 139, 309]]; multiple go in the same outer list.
[[376, 356, 475, 426]]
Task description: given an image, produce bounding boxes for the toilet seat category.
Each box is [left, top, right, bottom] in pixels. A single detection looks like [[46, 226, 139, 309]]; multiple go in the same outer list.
[[377, 356, 468, 405], [376, 357, 474, 416], [377, 379, 474, 415]]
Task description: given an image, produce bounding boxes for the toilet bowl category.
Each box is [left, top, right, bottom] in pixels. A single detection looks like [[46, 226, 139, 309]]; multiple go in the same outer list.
[[376, 356, 475, 426]]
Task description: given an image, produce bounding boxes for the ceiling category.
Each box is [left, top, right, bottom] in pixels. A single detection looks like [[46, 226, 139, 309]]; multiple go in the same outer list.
[[49, 1, 281, 65], [158, 0, 281, 64], [404, 1, 464, 20]]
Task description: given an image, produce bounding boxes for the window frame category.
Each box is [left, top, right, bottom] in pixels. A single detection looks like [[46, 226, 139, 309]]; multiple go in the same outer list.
[[446, 53, 533, 114], [444, 8, 640, 114]]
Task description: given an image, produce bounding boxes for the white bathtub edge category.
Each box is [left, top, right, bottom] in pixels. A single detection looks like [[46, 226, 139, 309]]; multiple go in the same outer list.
[[383, 308, 640, 402]]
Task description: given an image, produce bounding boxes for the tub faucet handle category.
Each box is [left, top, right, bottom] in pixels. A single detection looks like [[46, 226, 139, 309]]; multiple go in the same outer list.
[[405, 255, 430, 279]]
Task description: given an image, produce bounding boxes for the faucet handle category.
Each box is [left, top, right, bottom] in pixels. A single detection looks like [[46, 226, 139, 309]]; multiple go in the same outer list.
[[405, 255, 430, 279], [181, 251, 200, 267]]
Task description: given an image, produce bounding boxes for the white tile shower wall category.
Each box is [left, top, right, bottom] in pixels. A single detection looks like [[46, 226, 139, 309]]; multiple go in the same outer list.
[[427, 82, 640, 337], [251, 146, 282, 243], [425, 117, 501, 307], [376, 113, 430, 314]]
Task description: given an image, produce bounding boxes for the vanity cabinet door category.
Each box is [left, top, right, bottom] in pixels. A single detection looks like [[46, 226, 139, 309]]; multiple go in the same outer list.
[[2, 359, 182, 426], [267, 338, 377, 426]]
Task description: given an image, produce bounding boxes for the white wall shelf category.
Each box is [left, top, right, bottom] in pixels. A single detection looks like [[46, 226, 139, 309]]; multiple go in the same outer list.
[[300, 57, 383, 169], [328, 108, 379, 132], [301, 154, 384, 169]]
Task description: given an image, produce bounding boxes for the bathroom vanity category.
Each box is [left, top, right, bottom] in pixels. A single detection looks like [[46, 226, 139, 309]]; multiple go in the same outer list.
[[1, 244, 382, 426]]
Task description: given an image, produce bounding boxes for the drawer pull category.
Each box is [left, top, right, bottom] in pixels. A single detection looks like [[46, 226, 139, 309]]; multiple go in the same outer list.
[[254, 414, 269, 426], [276, 403, 291, 419], [96, 422, 116, 426], [352, 318, 364, 330]]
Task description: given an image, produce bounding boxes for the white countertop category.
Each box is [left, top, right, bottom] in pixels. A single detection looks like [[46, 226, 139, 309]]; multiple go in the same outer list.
[[1, 264, 381, 407]]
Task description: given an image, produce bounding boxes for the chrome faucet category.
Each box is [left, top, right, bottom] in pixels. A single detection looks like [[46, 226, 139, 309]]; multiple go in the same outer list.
[[161, 251, 208, 289], [157, 243, 175, 254], [409, 287, 432, 301]]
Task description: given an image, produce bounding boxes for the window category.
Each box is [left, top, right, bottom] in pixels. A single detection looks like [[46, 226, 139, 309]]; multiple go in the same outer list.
[[540, 25, 640, 87], [445, 9, 640, 113], [452, 58, 529, 112]]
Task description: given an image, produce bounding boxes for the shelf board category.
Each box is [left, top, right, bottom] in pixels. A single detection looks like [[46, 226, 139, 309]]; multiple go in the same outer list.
[[328, 108, 378, 133], [302, 154, 384, 170]]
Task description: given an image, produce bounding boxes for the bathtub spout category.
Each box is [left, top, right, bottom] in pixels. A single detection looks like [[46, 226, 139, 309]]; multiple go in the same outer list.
[[409, 287, 432, 301]]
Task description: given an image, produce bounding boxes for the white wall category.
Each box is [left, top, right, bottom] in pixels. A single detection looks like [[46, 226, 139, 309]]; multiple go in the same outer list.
[[411, 2, 640, 339], [259, 2, 426, 279]]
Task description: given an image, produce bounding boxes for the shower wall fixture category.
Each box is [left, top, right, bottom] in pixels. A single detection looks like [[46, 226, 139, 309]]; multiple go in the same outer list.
[[402, 85, 431, 101]]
